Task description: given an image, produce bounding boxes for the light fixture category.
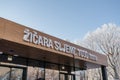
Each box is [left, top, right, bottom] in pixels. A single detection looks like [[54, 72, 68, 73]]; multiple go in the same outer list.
[[8, 55, 12, 61], [62, 66, 65, 70], [0, 52, 3, 54], [14, 54, 19, 57]]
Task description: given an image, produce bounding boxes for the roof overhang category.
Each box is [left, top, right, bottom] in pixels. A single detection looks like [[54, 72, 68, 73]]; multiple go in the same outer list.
[[0, 17, 108, 69]]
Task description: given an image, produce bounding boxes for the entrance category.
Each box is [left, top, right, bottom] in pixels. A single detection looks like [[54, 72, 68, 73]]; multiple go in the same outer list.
[[0, 65, 27, 80], [60, 73, 75, 80]]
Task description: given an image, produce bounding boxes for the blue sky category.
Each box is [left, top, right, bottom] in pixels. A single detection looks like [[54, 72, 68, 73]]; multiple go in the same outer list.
[[0, 0, 120, 41]]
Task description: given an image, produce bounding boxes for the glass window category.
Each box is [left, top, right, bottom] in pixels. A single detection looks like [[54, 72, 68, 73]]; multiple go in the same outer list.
[[27, 59, 45, 80], [0, 66, 10, 80], [85, 68, 102, 80], [45, 69, 59, 80], [27, 67, 45, 80], [0, 66, 25, 80], [75, 70, 86, 80], [45, 63, 59, 80], [60, 73, 74, 80], [11, 68, 23, 80]]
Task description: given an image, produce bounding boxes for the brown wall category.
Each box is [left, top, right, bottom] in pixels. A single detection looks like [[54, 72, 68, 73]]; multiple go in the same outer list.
[[0, 17, 107, 67]]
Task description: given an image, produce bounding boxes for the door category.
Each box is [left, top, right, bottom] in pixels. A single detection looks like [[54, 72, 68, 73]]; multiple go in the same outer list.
[[0, 65, 26, 80], [60, 73, 75, 80]]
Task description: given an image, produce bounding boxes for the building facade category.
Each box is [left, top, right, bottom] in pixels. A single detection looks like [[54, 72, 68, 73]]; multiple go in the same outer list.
[[0, 17, 108, 80]]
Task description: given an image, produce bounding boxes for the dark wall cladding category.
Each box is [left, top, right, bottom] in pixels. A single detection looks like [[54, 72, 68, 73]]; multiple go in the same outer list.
[[0, 54, 27, 66], [28, 59, 44, 68]]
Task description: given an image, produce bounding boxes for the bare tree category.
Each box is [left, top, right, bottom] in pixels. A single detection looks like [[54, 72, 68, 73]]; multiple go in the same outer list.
[[76, 23, 120, 80]]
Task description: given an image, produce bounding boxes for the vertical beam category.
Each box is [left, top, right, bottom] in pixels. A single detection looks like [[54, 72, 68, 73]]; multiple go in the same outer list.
[[44, 61, 46, 80], [73, 55, 76, 80], [73, 74, 76, 80], [101, 66, 108, 80], [9, 67, 12, 80], [22, 68, 27, 80], [26, 58, 29, 80], [59, 64, 60, 80]]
